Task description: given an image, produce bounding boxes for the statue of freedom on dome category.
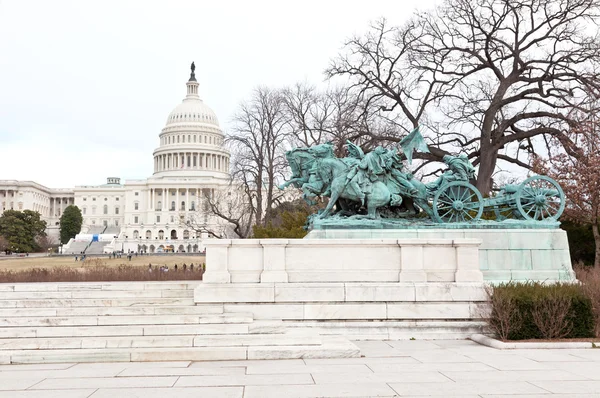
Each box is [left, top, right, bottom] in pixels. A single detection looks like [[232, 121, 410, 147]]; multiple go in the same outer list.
[[191, 62, 195, 73]]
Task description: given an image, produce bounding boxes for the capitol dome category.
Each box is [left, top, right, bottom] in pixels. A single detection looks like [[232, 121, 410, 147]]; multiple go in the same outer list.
[[151, 63, 230, 179]]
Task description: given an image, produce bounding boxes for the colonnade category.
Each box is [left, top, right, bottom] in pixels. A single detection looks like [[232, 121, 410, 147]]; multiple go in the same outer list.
[[146, 187, 215, 212], [154, 152, 229, 173], [50, 197, 74, 218], [0, 190, 73, 219]]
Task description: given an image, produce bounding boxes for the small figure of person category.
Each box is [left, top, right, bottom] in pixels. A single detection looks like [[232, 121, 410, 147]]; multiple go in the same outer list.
[[164, 265, 169, 273], [148, 264, 152, 273], [190, 263, 194, 272], [174, 264, 178, 271], [183, 264, 187, 271], [75, 255, 78, 261]]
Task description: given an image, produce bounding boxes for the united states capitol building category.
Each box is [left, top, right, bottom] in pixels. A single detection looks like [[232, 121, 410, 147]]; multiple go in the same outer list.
[[0, 65, 232, 254]]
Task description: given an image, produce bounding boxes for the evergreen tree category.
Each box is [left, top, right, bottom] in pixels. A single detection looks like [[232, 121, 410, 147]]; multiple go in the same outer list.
[[0, 210, 47, 253], [59, 205, 83, 244]]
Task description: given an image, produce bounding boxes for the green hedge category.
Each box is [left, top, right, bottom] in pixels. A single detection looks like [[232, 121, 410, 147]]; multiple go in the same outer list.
[[491, 282, 595, 340]]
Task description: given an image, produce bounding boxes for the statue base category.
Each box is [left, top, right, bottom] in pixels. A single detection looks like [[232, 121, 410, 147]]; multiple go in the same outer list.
[[305, 227, 574, 283]]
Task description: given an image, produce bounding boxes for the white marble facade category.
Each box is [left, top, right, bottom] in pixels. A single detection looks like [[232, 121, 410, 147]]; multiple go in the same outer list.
[[0, 67, 232, 252]]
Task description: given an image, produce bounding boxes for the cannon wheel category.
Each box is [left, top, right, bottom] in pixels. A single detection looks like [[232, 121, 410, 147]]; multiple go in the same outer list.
[[515, 175, 565, 221], [432, 181, 484, 223]]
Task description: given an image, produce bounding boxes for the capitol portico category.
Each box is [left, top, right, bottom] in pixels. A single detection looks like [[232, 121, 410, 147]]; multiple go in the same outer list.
[[0, 64, 233, 254]]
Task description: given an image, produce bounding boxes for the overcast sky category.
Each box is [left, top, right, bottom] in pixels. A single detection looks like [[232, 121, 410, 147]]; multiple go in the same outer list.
[[0, 0, 438, 188]]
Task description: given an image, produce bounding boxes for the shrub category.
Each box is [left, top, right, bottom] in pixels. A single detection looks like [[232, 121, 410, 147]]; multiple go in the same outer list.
[[576, 266, 600, 337], [0, 263, 204, 283], [487, 282, 595, 340], [485, 285, 523, 341]]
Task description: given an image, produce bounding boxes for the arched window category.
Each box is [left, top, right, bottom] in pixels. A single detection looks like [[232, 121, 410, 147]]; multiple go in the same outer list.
[[170, 201, 175, 211], [133, 230, 139, 239], [183, 230, 190, 239], [146, 230, 151, 239], [157, 201, 162, 210], [190, 201, 195, 211], [181, 201, 185, 211], [158, 230, 164, 239], [103, 205, 108, 214], [188, 135, 191, 142], [82, 207, 87, 215], [177, 135, 180, 143], [194, 135, 197, 143]]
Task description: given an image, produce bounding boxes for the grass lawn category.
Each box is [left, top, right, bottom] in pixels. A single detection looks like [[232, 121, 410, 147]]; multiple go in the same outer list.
[[0, 255, 205, 271]]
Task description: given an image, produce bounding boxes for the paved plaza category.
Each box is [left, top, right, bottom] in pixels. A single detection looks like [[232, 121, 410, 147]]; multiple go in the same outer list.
[[1, 339, 600, 397]]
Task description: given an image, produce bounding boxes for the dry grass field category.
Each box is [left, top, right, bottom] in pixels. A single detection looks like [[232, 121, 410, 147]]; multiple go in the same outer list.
[[0, 255, 205, 271]]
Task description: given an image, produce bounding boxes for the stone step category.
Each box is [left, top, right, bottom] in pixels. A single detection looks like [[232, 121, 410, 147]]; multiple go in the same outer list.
[[0, 323, 254, 338], [0, 332, 321, 350], [269, 320, 488, 340], [0, 313, 254, 327], [0, 282, 200, 291], [0, 298, 196, 308], [0, 304, 224, 317], [0, 289, 195, 299], [0, 336, 359, 364]]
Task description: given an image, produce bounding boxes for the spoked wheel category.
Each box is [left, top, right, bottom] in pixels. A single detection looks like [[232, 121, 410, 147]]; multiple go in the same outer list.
[[516, 175, 565, 221], [432, 181, 484, 223]]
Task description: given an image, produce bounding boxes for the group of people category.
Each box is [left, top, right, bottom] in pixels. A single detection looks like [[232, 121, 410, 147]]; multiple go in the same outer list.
[[148, 263, 200, 273]]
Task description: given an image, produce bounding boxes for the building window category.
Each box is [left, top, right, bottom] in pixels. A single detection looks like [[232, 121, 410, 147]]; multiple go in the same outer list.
[[103, 220, 108, 227], [146, 230, 151, 239], [134, 202, 139, 210], [92, 197, 96, 201], [92, 220, 96, 225], [181, 201, 185, 211], [92, 207, 96, 215], [170, 215, 174, 223], [133, 230, 139, 239], [170, 201, 175, 211], [116, 197, 119, 201], [115, 220, 119, 226], [115, 207, 119, 215], [191, 201, 195, 211], [103, 205, 108, 214], [156, 216, 160, 223], [134, 216, 139, 224], [135, 192, 139, 196], [104, 198, 108, 201], [158, 230, 164, 239], [83, 198, 87, 201], [157, 200, 162, 209]]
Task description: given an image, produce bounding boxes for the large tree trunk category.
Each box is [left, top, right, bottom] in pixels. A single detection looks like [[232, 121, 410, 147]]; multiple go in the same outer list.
[[476, 148, 498, 195], [593, 223, 600, 268]]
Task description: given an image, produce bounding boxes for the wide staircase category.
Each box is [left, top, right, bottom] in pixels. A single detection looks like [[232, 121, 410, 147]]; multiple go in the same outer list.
[[0, 281, 358, 364]]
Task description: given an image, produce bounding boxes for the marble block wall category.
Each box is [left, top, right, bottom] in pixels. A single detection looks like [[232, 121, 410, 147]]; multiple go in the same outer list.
[[202, 238, 484, 284], [305, 229, 574, 282]]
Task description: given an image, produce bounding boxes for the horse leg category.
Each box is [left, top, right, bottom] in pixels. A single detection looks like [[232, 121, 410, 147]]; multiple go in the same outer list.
[[319, 189, 341, 218]]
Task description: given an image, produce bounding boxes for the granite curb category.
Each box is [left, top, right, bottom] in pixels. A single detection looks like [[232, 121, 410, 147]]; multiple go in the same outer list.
[[470, 333, 599, 349]]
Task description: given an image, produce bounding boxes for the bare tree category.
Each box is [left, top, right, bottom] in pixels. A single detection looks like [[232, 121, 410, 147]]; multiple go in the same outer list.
[[536, 99, 600, 266], [282, 83, 387, 156], [328, 0, 600, 193], [228, 87, 289, 225], [183, 184, 255, 239]]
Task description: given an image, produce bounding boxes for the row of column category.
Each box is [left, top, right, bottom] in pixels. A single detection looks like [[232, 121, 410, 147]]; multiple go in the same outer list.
[[51, 197, 73, 218], [154, 152, 229, 173], [0, 190, 72, 219], [146, 188, 215, 212]]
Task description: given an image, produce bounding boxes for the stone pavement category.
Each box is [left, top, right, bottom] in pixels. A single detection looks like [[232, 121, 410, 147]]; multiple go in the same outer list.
[[1, 339, 600, 397]]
